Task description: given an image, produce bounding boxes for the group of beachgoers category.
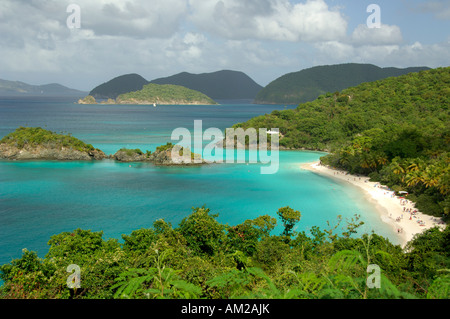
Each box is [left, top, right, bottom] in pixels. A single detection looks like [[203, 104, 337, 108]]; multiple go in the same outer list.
[[310, 162, 446, 246], [397, 198, 427, 229]]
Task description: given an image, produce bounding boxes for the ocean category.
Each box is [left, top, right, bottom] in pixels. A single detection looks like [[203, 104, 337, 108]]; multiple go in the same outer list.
[[0, 97, 400, 266]]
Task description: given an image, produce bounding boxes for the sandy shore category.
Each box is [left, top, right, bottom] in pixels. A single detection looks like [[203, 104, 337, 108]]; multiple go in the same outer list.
[[301, 161, 446, 248]]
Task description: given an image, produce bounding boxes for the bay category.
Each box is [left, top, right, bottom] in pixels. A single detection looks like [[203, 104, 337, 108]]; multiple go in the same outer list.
[[0, 97, 400, 266]]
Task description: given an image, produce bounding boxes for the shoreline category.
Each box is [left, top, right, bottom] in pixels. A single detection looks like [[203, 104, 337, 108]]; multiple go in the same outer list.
[[301, 161, 446, 248]]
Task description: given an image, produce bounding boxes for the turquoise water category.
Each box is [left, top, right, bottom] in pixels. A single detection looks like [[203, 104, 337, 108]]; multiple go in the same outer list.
[[0, 98, 400, 266]]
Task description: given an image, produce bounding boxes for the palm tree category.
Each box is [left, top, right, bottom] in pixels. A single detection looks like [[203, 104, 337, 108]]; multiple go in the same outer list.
[[376, 153, 388, 166], [405, 170, 424, 187], [360, 152, 378, 171], [339, 146, 354, 168], [391, 160, 406, 176], [422, 165, 440, 188], [437, 170, 449, 195], [407, 158, 425, 173]]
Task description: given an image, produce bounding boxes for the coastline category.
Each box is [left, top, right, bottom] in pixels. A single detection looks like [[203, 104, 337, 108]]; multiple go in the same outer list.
[[301, 161, 446, 248]]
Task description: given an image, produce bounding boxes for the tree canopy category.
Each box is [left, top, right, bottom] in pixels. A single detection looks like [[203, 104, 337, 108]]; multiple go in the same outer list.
[[1, 206, 448, 299]]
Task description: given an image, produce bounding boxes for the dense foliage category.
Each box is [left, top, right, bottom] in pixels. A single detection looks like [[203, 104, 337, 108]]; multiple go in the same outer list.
[[0, 126, 97, 152], [0, 206, 448, 299], [116, 83, 217, 105], [236, 67, 450, 218], [254, 63, 429, 104]]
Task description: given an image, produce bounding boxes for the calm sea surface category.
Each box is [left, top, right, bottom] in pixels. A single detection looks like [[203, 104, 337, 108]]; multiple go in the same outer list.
[[0, 97, 400, 266]]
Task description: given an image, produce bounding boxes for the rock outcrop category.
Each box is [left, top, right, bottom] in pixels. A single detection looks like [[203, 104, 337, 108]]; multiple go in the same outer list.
[[77, 95, 97, 104], [112, 144, 208, 166], [0, 144, 107, 161]]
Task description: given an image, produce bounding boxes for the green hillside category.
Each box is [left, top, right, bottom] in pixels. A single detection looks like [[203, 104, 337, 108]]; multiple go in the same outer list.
[[254, 63, 430, 104], [151, 70, 263, 100], [89, 74, 149, 99], [235, 67, 450, 218], [116, 83, 217, 105]]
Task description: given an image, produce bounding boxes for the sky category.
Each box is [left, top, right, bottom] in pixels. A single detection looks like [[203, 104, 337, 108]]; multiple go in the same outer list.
[[0, 0, 449, 91]]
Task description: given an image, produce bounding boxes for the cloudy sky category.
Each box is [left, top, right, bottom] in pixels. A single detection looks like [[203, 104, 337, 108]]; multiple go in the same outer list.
[[0, 0, 449, 91]]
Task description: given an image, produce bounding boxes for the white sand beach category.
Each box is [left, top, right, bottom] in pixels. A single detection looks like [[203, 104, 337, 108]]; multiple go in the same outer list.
[[301, 161, 446, 248]]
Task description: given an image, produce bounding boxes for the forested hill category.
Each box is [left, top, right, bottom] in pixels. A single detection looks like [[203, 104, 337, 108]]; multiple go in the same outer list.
[[150, 70, 263, 100], [115, 83, 217, 105], [235, 67, 450, 219], [89, 74, 149, 99], [254, 63, 430, 104]]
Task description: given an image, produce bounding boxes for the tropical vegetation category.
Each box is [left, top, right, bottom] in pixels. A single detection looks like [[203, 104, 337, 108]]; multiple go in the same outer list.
[[235, 67, 450, 219], [0, 206, 448, 299]]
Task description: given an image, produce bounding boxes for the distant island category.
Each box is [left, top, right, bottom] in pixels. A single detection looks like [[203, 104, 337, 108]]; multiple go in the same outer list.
[[89, 74, 149, 100], [79, 83, 217, 105], [254, 63, 430, 104], [115, 83, 217, 105], [150, 70, 263, 100], [0, 78, 87, 97], [0, 127, 207, 165], [87, 70, 262, 101]]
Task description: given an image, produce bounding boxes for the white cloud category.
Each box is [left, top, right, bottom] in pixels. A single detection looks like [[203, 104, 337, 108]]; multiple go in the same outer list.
[[351, 24, 403, 46], [0, 0, 448, 91], [313, 40, 450, 69], [188, 0, 348, 42], [79, 0, 188, 38]]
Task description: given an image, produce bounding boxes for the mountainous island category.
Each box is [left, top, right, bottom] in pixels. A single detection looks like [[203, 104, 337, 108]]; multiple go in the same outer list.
[[86, 70, 262, 101], [0, 126, 207, 165], [89, 74, 149, 99], [0, 78, 87, 97], [150, 70, 263, 100], [254, 63, 430, 104]]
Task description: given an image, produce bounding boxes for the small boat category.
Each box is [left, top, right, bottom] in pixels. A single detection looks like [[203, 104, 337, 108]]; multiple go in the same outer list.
[[153, 103, 157, 107]]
